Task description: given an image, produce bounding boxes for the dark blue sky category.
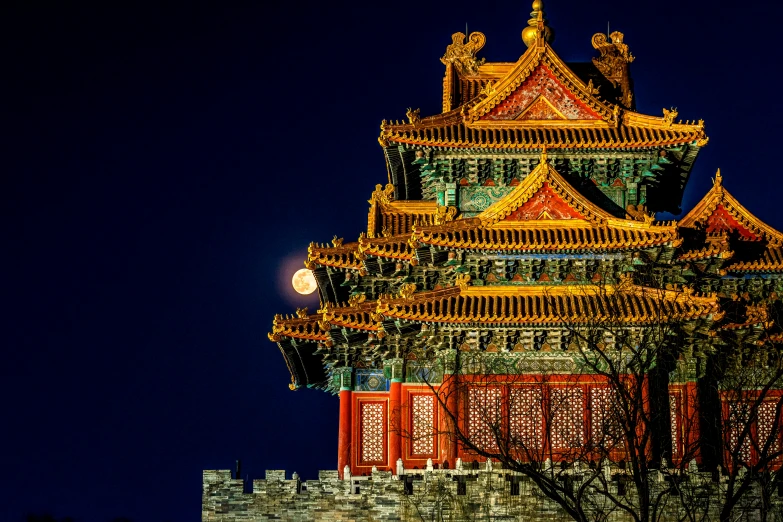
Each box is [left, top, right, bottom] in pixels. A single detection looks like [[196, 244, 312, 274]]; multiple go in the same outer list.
[[4, 1, 781, 521]]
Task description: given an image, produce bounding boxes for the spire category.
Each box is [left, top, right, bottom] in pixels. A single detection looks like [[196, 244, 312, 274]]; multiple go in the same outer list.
[[713, 168, 723, 187], [522, 0, 555, 47]]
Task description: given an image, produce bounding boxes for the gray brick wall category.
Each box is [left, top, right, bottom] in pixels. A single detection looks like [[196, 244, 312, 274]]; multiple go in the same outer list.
[[203, 467, 781, 521]]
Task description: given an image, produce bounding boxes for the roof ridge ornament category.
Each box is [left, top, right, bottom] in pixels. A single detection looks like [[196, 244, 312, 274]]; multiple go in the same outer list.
[[441, 31, 487, 76], [713, 168, 723, 187], [662, 107, 678, 127], [591, 30, 635, 109], [522, 0, 554, 48]]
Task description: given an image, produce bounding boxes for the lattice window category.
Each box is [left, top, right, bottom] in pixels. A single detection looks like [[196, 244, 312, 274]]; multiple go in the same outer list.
[[591, 387, 621, 448], [727, 401, 752, 463], [509, 387, 543, 449], [669, 394, 679, 456], [468, 386, 502, 451], [551, 387, 584, 450], [411, 395, 435, 456], [758, 400, 781, 455], [360, 402, 385, 463]]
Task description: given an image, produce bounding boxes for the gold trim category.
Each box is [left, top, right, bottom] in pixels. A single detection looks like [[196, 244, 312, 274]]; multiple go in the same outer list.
[[466, 42, 613, 123], [269, 314, 328, 342], [468, 119, 613, 129], [307, 241, 363, 270], [679, 170, 783, 246], [375, 283, 719, 325]]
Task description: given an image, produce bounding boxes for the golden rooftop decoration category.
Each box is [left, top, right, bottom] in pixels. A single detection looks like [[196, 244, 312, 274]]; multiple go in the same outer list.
[[521, 0, 554, 48], [440, 31, 487, 76]]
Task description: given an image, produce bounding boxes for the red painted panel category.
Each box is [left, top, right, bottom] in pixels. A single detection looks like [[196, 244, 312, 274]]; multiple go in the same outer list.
[[454, 377, 648, 463], [503, 183, 585, 221], [389, 382, 402, 470], [406, 391, 438, 461], [338, 390, 352, 478], [705, 204, 759, 239], [352, 394, 389, 473], [482, 64, 601, 121]]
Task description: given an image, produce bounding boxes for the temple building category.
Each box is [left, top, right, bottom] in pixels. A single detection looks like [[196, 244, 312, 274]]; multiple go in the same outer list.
[[205, 3, 783, 520]]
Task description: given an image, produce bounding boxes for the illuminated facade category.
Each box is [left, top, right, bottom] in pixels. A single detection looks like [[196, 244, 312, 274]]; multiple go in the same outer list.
[[226, 4, 783, 519]]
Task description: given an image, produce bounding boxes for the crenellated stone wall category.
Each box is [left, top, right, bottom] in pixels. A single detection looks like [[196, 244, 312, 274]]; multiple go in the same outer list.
[[203, 464, 782, 521]]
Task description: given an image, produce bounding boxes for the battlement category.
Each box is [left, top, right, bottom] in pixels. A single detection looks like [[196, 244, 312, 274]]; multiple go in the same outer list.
[[203, 461, 781, 522]]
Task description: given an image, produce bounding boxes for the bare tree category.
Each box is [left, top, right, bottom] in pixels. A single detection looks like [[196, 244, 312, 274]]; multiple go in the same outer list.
[[711, 315, 783, 522], [398, 264, 783, 522]]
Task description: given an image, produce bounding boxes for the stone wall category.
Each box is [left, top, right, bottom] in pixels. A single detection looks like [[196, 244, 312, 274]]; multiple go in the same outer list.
[[203, 465, 782, 522]]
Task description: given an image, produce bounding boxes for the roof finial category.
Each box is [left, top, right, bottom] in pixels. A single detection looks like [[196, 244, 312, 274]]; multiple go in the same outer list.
[[714, 168, 722, 187], [540, 145, 548, 165], [522, 0, 555, 48]]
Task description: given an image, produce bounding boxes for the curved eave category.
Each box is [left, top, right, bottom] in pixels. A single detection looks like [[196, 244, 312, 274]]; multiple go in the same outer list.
[[724, 248, 783, 273], [326, 313, 380, 332], [380, 123, 706, 150], [677, 246, 733, 262], [415, 223, 679, 252], [318, 299, 383, 332], [307, 242, 363, 270], [374, 200, 440, 236], [360, 234, 416, 261], [718, 321, 770, 331], [377, 284, 719, 325], [724, 265, 783, 274], [269, 315, 328, 343], [275, 338, 328, 390]]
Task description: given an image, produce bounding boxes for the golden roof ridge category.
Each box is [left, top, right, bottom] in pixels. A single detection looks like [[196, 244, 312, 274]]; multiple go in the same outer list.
[[358, 232, 415, 261], [374, 281, 719, 325], [379, 123, 705, 150], [269, 313, 328, 343], [306, 240, 363, 270], [413, 223, 679, 252]]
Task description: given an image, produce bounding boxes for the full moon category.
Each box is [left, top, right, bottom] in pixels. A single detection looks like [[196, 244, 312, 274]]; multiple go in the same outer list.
[[292, 268, 317, 295]]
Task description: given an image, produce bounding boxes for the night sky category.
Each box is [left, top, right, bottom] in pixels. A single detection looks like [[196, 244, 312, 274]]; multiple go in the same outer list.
[[4, 1, 783, 521]]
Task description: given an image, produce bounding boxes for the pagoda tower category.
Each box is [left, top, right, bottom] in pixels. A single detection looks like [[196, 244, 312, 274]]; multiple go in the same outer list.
[[266, 1, 783, 486]]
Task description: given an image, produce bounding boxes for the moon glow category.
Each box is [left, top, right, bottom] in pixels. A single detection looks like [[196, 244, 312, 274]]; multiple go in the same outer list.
[[292, 268, 317, 295]]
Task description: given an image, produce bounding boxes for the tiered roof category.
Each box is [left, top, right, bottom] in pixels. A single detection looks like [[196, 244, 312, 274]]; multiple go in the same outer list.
[[271, 283, 721, 345], [269, 3, 783, 390], [308, 156, 682, 268], [413, 155, 680, 252]]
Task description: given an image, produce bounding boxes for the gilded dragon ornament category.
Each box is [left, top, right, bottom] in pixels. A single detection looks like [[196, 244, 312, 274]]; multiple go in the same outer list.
[[440, 31, 486, 76]]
